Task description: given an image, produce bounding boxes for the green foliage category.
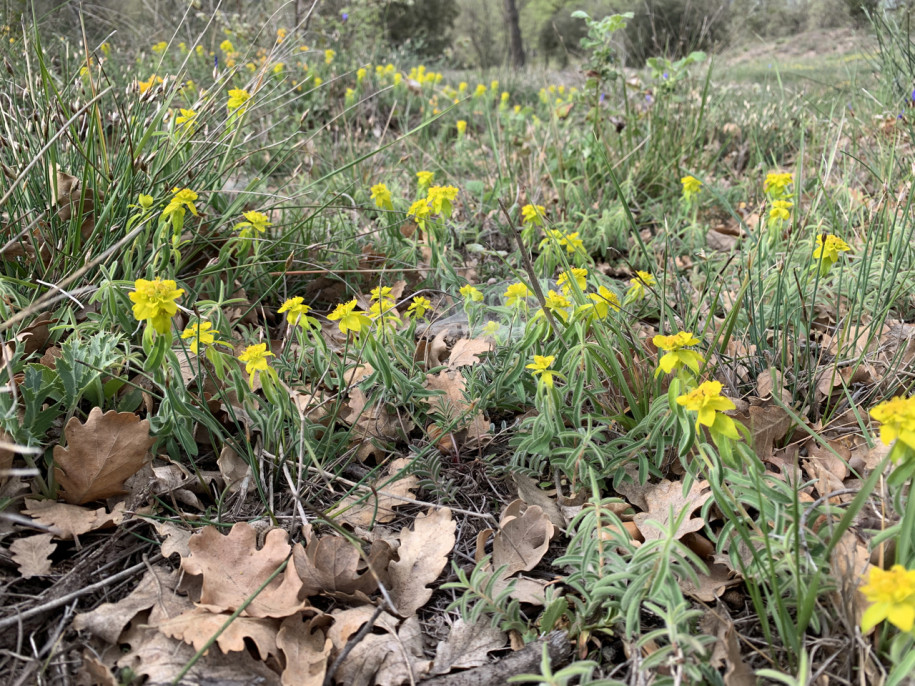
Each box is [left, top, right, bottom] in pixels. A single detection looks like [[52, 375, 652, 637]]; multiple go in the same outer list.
[[382, 0, 460, 60]]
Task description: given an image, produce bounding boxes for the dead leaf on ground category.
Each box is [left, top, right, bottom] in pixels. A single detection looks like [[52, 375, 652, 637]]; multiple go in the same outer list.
[[330, 457, 419, 527], [140, 516, 192, 559], [277, 614, 333, 686], [23, 498, 126, 540], [678, 562, 741, 602], [632, 479, 712, 542], [388, 507, 456, 617], [53, 407, 154, 504], [747, 403, 794, 462], [217, 444, 253, 493], [293, 534, 392, 599], [431, 618, 507, 675], [344, 387, 411, 461], [335, 615, 431, 686], [156, 607, 279, 659], [493, 501, 554, 576], [10, 533, 57, 578], [511, 473, 566, 530], [181, 523, 308, 618], [448, 338, 492, 368]]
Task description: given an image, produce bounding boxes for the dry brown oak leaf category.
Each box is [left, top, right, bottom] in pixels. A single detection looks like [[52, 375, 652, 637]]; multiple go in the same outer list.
[[181, 522, 308, 618], [632, 479, 712, 543], [388, 507, 456, 617], [293, 534, 392, 599], [492, 501, 554, 577], [10, 533, 57, 579], [53, 407, 154, 504]]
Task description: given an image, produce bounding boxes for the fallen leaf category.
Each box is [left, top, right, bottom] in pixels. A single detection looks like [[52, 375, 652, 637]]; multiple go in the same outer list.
[[678, 562, 741, 602], [511, 473, 566, 530], [53, 407, 154, 504], [156, 607, 279, 659], [632, 479, 712, 542], [181, 523, 308, 618], [217, 444, 253, 493], [330, 457, 419, 527], [73, 567, 185, 644], [278, 614, 333, 686], [10, 533, 57, 578], [293, 534, 391, 599], [493, 502, 554, 576], [448, 338, 492, 368], [327, 606, 399, 650], [747, 403, 793, 462], [140, 516, 192, 559], [335, 616, 431, 686], [77, 653, 119, 686], [23, 498, 125, 540], [431, 618, 507, 675], [388, 507, 456, 617]]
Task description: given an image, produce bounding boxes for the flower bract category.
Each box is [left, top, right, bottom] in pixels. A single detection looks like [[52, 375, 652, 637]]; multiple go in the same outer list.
[[860, 564, 915, 633], [129, 277, 185, 334]]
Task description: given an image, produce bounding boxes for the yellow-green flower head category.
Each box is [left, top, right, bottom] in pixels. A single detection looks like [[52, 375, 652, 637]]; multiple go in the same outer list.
[[236, 211, 271, 235], [490, 80, 499, 91], [521, 204, 546, 227], [129, 277, 184, 334], [504, 282, 532, 307], [427, 185, 458, 218], [219, 39, 234, 53], [543, 289, 571, 322], [227, 88, 251, 110], [370, 285, 393, 302], [238, 342, 274, 378], [681, 175, 702, 201], [138, 74, 163, 94], [676, 380, 739, 438], [370, 183, 393, 211], [653, 331, 704, 377], [584, 286, 620, 320], [175, 108, 197, 128], [327, 298, 373, 334], [278, 296, 317, 328], [526, 355, 556, 387], [273, 62, 284, 75], [561, 232, 584, 254], [416, 170, 434, 190], [473, 83, 487, 97], [860, 564, 915, 633], [368, 298, 401, 328], [769, 199, 793, 223], [161, 188, 199, 223], [181, 321, 218, 354], [870, 396, 915, 453], [625, 271, 655, 302], [138, 194, 154, 210], [764, 172, 793, 199], [456, 120, 467, 135], [407, 198, 430, 223], [458, 81, 468, 93], [357, 67, 367, 82], [276, 28, 287, 43], [558, 268, 588, 295], [151, 41, 167, 54], [460, 284, 483, 302], [813, 233, 851, 273], [482, 321, 500, 337], [407, 296, 431, 319], [324, 49, 335, 64]]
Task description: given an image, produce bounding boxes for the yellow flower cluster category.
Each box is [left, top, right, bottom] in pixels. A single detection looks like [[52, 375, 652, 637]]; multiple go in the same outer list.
[[676, 380, 739, 438], [860, 565, 915, 633], [764, 171, 793, 200], [812, 233, 851, 275], [129, 278, 185, 335], [653, 331, 704, 377]]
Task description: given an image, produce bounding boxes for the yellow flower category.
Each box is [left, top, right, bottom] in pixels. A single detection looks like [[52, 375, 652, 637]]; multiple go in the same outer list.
[[653, 331, 704, 377], [276, 28, 287, 43], [278, 296, 317, 328], [504, 282, 532, 307], [769, 199, 793, 223], [625, 271, 655, 303], [521, 204, 546, 227], [500, 91, 509, 105], [357, 67, 367, 82], [325, 48, 335, 64], [327, 299, 373, 334], [227, 88, 250, 110], [407, 296, 431, 319], [137, 194, 154, 210], [151, 41, 167, 54], [234, 210, 271, 236], [313, 76, 323, 87], [138, 74, 163, 94], [764, 172, 793, 199], [473, 84, 486, 97], [460, 284, 483, 302], [368, 299, 401, 330], [526, 355, 557, 388], [426, 185, 458, 218], [681, 175, 702, 201], [407, 198, 430, 223], [370, 286, 393, 301], [561, 232, 584, 254], [238, 343, 274, 380], [129, 277, 184, 334], [458, 81, 468, 93], [219, 39, 234, 53], [273, 62, 284, 75], [180, 321, 218, 354], [456, 120, 467, 135], [870, 396, 915, 453], [491, 80, 499, 91], [676, 380, 739, 438], [416, 170, 434, 190], [558, 268, 588, 294], [582, 286, 620, 320], [543, 289, 571, 322], [175, 108, 197, 130], [370, 183, 393, 211], [813, 234, 851, 275], [100, 42, 111, 57], [860, 565, 915, 633], [161, 188, 199, 223]]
